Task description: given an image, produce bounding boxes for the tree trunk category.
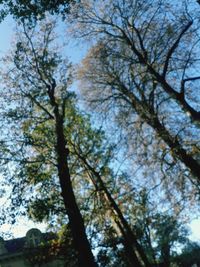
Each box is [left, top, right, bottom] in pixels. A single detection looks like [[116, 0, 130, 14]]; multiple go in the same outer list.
[[148, 112, 200, 181], [48, 86, 97, 267], [116, 219, 144, 267], [77, 153, 150, 267], [119, 83, 200, 181], [55, 117, 97, 267], [161, 244, 170, 267]]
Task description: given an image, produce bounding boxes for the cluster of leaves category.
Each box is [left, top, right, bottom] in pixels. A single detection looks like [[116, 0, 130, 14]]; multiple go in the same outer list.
[[0, 0, 76, 22], [25, 229, 77, 267]]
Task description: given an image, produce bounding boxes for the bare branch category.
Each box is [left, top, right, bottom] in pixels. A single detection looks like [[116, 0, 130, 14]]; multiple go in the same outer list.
[[162, 20, 193, 77]]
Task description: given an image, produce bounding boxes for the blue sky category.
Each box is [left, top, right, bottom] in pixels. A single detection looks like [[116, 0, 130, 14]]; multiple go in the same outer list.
[[0, 15, 13, 54]]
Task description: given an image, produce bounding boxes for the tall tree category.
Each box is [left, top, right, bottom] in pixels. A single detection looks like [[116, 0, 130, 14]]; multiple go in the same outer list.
[[71, 0, 200, 184], [17, 85, 149, 266], [0, 20, 97, 267], [71, 141, 150, 266]]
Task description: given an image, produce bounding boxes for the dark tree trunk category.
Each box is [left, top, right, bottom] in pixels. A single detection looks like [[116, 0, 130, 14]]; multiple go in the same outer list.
[[161, 244, 170, 267], [48, 85, 97, 267], [55, 116, 97, 267], [116, 219, 144, 267]]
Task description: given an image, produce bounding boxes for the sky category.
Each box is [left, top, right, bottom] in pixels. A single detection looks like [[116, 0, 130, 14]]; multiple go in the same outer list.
[[0, 16, 13, 55], [0, 12, 199, 243]]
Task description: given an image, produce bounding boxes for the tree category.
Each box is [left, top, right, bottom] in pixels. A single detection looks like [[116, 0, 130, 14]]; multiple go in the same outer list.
[[151, 214, 188, 267], [0, 20, 97, 267], [71, 0, 200, 185], [0, 0, 75, 22], [0, 17, 149, 267], [71, 141, 150, 267], [174, 241, 200, 267], [121, 188, 190, 267], [24, 86, 150, 266]]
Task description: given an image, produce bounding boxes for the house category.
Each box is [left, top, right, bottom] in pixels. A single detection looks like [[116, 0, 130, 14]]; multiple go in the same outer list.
[[0, 228, 64, 267]]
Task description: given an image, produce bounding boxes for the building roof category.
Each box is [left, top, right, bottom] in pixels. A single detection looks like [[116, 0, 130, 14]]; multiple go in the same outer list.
[[0, 229, 57, 256], [5, 237, 25, 254]]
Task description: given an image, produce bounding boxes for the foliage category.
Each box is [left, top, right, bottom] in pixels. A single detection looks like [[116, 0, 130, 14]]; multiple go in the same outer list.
[[25, 226, 78, 267], [174, 241, 200, 267], [72, 0, 200, 202], [0, 1, 198, 266], [0, 19, 98, 266], [0, 0, 75, 22]]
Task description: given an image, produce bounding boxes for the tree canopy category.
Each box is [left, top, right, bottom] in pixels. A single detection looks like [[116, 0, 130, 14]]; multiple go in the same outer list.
[[0, 1, 199, 267], [0, 0, 75, 22]]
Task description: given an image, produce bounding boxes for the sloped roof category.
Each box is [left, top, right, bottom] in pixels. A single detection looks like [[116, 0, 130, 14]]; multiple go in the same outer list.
[[5, 237, 25, 254]]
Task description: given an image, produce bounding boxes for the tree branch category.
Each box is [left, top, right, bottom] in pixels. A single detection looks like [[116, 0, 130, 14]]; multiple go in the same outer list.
[[162, 21, 193, 77]]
